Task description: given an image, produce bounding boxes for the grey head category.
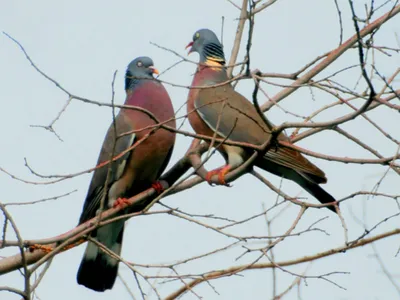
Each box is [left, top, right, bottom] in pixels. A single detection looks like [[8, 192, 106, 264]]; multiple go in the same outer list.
[[125, 56, 159, 91], [186, 29, 225, 65]]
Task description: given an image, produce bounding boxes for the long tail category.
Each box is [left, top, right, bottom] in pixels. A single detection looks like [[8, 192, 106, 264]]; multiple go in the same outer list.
[[297, 177, 337, 213], [77, 221, 124, 292], [256, 158, 337, 213]]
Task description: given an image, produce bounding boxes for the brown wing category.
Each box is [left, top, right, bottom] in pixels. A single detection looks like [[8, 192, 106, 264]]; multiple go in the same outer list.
[[196, 84, 327, 183], [195, 84, 272, 145], [79, 113, 136, 223], [265, 146, 327, 183]]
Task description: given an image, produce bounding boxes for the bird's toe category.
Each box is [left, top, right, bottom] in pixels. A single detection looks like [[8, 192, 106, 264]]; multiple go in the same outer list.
[[151, 181, 165, 194], [113, 197, 130, 208]]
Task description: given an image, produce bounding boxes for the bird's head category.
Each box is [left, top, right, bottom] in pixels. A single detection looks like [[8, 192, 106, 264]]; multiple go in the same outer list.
[[186, 29, 225, 66], [125, 56, 159, 91]]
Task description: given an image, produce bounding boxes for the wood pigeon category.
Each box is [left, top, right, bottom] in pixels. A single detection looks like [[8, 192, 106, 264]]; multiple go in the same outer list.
[[77, 56, 176, 292], [185, 29, 337, 212]]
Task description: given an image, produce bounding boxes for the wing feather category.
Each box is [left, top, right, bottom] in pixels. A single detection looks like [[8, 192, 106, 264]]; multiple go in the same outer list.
[[79, 114, 136, 224], [195, 84, 326, 182]]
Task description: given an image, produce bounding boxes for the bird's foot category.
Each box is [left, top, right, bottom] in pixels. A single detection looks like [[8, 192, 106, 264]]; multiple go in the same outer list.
[[28, 244, 53, 253], [206, 165, 231, 187], [113, 197, 130, 208], [205, 167, 223, 186], [289, 131, 298, 139], [152, 181, 164, 195], [218, 165, 231, 186], [62, 239, 85, 251]]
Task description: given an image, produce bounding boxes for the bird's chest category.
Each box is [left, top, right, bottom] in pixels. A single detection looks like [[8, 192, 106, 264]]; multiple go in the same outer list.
[[130, 129, 171, 178], [187, 94, 215, 138], [187, 78, 223, 139], [111, 129, 172, 200]]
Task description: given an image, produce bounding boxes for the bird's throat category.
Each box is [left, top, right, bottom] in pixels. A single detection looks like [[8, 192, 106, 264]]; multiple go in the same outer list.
[[204, 57, 225, 70]]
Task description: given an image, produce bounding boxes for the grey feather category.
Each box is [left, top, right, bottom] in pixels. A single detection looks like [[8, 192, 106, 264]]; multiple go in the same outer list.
[[79, 115, 136, 224]]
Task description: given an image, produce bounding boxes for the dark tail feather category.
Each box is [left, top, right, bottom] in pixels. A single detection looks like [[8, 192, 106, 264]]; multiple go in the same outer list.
[[298, 179, 337, 213], [77, 254, 119, 292], [77, 222, 124, 292], [256, 158, 337, 213]]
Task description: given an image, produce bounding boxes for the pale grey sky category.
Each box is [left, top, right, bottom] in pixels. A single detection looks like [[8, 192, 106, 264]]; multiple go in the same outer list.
[[1, 0, 400, 299]]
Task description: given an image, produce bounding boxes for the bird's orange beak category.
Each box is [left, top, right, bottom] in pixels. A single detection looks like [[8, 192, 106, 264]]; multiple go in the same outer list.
[[149, 66, 159, 75], [186, 41, 194, 54]]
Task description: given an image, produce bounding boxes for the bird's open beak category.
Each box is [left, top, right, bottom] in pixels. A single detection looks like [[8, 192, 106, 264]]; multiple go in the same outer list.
[[185, 41, 194, 54], [149, 66, 159, 75]]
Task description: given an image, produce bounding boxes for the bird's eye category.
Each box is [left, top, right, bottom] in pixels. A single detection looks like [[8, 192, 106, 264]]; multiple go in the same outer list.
[[137, 61, 143, 67], [195, 32, 200, 39]]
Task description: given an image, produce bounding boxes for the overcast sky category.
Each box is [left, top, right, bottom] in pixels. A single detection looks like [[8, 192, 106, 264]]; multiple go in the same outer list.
[[1, 0, 400, 299]]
